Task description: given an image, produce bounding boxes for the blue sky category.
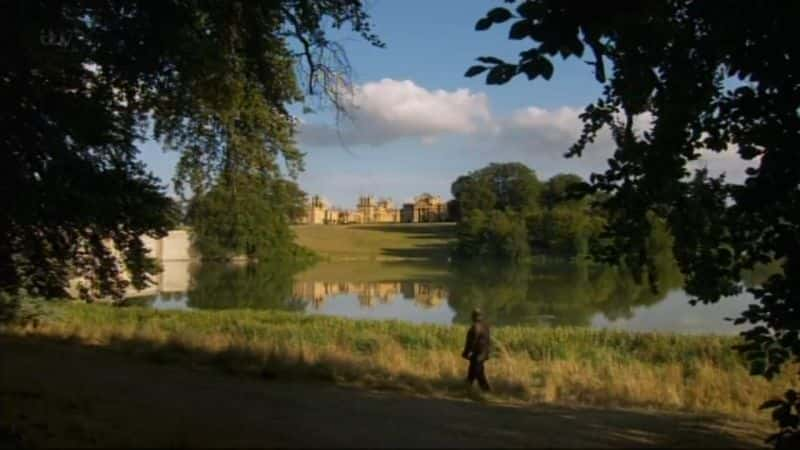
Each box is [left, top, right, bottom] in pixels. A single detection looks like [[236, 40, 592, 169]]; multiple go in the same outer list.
[[138, 0, 744, 209]]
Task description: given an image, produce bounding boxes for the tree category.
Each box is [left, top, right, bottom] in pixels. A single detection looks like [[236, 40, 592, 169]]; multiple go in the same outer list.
[[452, 163, 541, 261], [277, 180, 310, 224], [186, 176, 309, 261], [529, 172, 601, 256], [469, 1, 799, 444], [2, 1, 380, 301], [452, 163, 602, 260], [451, 162, 543, 215], [541, 173, 584, 209], [454, 209, 530, 262], [451, 175, 497, 214]]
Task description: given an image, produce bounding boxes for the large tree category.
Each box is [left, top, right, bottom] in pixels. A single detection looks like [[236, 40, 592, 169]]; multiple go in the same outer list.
[[2, 1, 380, 300], [451, 162, 543, 215], [469, 0, 800, 444]]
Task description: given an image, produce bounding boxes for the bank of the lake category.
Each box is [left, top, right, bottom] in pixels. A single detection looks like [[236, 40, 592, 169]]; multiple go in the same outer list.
[[7, 302, 791, 421]]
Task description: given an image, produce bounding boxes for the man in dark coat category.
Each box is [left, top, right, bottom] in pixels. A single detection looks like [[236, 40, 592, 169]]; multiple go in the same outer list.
[[462, 308, 491, 391]]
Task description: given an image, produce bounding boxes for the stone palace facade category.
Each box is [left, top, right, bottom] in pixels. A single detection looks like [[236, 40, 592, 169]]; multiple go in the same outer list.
[[298, 193, 449, 225]]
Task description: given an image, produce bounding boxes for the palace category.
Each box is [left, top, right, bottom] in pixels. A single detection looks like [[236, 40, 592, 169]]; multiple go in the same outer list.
[[401, 193, 448, 223], [297, 193, 450, 225]]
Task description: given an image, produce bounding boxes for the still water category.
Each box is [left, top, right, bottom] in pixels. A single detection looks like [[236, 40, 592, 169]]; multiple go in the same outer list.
[[126, 259, 755, 334]]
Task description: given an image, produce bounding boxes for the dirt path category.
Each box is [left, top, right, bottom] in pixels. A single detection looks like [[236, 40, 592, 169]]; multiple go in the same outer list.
[[1, 336, 766, 448]]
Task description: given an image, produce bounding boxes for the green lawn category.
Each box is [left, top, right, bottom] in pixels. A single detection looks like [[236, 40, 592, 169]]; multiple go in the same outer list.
[[293, 223, 456, 261], [295, 260, 451, 283]]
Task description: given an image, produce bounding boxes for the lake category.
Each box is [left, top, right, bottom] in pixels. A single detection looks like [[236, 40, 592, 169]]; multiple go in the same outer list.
[[125, 259, 754, 334]]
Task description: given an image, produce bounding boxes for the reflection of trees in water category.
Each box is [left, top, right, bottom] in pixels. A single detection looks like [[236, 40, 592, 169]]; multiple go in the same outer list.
[[140, 249, 684, 323], [185, 262, 306, 311], [447, 254, 683, 327], [185, 262, 454, 311], [447, 201, 687, 326]]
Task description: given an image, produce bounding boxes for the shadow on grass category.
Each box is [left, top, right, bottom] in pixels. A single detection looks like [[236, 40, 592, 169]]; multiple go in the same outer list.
[[379, 243, 452, 260], [347, 224, 455, 261], [1, 333, 764, 448], [350, 223, 456, 239], [104, 332, 513, 400]]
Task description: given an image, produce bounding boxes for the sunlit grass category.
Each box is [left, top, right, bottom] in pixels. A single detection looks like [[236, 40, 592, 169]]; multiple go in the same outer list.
[[292, 223, 456, 261], [7, 301, 791, 420], [295, 260, 452, 282]]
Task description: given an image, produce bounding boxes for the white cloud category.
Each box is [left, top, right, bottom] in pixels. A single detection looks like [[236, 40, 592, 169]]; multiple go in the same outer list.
[[298, 79, 490, 146], [297, 79, 610, 168], [479, 105, 619, 180], [491, 106, 587, 152], [298, 78, 751, 183]]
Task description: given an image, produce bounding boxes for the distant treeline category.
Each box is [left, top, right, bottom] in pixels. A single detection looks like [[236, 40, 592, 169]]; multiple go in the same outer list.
[[448, 163, 598, 261]]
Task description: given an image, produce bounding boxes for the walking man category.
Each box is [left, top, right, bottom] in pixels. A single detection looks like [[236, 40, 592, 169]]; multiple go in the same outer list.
[[462, 308, 491, 391]]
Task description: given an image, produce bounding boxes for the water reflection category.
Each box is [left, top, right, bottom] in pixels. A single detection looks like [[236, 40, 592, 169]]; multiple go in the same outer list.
[[447, 260, 684, 327], [293, 281, 447, 309], [126, 259, 752, 333]]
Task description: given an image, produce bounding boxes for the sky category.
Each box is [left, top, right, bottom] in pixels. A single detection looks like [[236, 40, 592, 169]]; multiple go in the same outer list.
[[138, 0, 748, 209]]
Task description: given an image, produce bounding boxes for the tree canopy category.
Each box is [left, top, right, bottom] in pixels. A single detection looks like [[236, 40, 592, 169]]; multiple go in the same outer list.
[[2, 1, 379, 300], [469, 0, 800, 443], [451, 162, 543, 214], [451, 163, 602, 261]]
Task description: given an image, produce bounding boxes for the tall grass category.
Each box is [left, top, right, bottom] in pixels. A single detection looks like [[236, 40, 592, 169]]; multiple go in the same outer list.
[[7, 302, 792, 420]]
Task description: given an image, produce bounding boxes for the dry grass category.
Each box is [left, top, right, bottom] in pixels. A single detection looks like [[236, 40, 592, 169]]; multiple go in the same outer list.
[[6, 301, 792, 421]]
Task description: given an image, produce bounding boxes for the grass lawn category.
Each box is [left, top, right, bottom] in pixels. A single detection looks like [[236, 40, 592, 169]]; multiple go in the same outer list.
[[292, 223, 456, 261]]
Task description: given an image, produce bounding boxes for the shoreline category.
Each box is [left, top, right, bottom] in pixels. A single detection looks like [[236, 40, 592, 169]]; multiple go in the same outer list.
[[6, 301, 791, 422], [1, 332, 769, 448]]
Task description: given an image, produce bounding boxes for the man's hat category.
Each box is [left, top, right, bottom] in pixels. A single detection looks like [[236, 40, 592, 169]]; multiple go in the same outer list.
[[471, 308, 483, 321]]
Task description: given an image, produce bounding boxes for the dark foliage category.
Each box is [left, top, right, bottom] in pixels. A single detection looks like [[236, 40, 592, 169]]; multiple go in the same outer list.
[[470, 0, 800, 443], [3, 1, 378, 300], [761, 390, 800, 450], [451, 163, 602, 261]]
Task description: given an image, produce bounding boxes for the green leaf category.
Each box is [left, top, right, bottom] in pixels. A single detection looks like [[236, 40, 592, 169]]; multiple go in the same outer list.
[[567, 37, 585, 57], [520, 60, 540, 80], [487, 8, 513, 23], [749, 358, 766, 376], [540, 58, 554, 80], [465, 65, 488, 77], [486, 64, 517, 85], [475, 17, 492, 31], [477, 56, 504, 65], [516, 1, 542, 19], [509, 20, 531, 40]]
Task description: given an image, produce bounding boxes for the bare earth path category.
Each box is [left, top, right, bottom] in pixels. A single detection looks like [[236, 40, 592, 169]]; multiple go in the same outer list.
[[1, 336, 766, 448]]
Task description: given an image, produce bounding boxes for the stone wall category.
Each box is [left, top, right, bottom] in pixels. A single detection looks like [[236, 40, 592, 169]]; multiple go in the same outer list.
[[142, 229, 194, 261], [68, 230, 195, 299]]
